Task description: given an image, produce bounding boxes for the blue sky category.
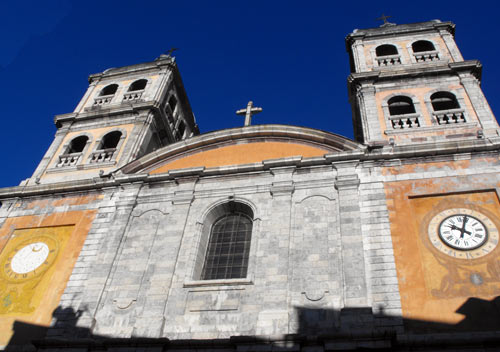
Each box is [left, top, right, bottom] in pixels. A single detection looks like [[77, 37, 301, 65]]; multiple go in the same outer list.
[[0, 0, 498, 187]]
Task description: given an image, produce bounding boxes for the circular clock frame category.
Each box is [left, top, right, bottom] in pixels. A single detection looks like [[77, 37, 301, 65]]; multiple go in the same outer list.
[[428, 208, 499, 260], [438, 214, 488, 251], [0, 235, 60, 283]]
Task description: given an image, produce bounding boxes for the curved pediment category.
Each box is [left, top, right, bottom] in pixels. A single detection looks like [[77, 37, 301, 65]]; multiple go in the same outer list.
[[121, 125, 362, 175]]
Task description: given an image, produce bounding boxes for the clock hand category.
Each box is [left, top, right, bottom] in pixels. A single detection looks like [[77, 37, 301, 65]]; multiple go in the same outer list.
[[446, 224, 462, 232], [446, 223, 472, 238], [459, 216, 470, 238]]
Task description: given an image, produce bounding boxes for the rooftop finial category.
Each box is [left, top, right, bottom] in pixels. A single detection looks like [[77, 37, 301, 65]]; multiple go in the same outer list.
[[157, 48, 179, 61], [165, 47, 179, 57], [376, 14, 396, 27], [236, 101, 263, 127]]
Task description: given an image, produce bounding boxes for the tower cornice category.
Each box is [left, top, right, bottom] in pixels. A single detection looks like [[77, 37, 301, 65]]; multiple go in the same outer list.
[[347, 60, 482, 88], [345, 20, 455, 50]]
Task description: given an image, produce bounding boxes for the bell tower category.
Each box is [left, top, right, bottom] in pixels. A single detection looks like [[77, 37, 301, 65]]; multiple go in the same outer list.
[[345, 20, 499, 147], [28, 54, 199, 185]]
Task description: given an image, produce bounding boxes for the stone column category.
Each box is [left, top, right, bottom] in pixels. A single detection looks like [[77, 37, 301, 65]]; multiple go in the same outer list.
[[89, 182, 142, 336], [439, 29, 464, 62], [334, 161, 368, 305], [334, 160, 373, 332], [253, 166, 294, 336], [29, 127, 69, 185], [356, 85, 382, 143], [353, 39, 367, 72], [460, 73, 499, 133]]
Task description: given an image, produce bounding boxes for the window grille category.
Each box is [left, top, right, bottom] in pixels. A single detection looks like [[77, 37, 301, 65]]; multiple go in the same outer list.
[[201, 213, 252, 280]]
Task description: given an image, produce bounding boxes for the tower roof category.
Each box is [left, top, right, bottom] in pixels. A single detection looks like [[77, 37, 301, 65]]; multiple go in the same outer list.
[[346, 20, 455, 48]]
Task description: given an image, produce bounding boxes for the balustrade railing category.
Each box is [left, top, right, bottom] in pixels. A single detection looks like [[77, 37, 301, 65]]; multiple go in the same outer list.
[[89, 148, 116, 163], [390, 113, 421, 129], [414, 50, 439, 63], [56, 152, 82, 167], [93, 95, 114, 106], [376, 55, 401, 67], [433, 109, 466, 125], [123, 91, 143, 101]]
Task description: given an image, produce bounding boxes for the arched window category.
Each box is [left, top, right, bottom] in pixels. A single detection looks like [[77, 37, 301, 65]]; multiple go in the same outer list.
[[388, 96, 416, 115], [412, 40, 435, 53], [198, 202, 254, 281], [431, 92, 460, 111], [128, 79, 147, 92], [98, 131, 122, 149], [99, 84, 118, 96], [167, 95, 177, 113], [376, 44, 398, 57], [89, 131, 123, 164], [66, 136, 88, 154], [176, 120, 186, 139], [202, 213, 252, 280]]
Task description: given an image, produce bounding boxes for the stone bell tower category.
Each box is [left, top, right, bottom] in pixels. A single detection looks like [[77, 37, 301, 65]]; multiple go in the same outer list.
[[345, 20, 499, 147], [28, 54, 199, 185]]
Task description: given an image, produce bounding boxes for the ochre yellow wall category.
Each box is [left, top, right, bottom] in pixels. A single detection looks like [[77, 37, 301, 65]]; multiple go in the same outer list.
[[41, 124, 136, 181], [374, 86, 479, 143], [150, 141, 329, 174], [363, 35, 451, 71], [385, 159, 500, 331], [0, 196, 98, 346]]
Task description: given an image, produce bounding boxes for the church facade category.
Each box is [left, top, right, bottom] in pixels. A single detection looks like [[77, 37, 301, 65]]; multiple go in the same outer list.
[[1, 20, 500, 350]]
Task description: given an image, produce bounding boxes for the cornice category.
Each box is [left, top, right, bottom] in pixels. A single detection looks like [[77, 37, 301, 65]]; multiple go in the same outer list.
[[348, 60, 482, 88], [345, 20, 455, 49], [54, 101, 162, 127], [88, 58, 176, 83], [1, 137, 499, 200], [119, 124, 364, 174]]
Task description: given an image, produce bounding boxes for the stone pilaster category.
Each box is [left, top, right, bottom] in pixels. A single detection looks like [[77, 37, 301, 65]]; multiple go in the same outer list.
[[356, 85, 382, 143], [334, 161, 367, 308]]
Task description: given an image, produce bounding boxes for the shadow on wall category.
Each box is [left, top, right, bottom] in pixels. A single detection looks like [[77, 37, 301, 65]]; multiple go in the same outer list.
[[6, 296, 500, 351]]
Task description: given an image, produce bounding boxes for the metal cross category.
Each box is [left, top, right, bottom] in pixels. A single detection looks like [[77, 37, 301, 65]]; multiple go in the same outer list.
[[376, 14, 392, 24], [165, 47, 179, 57], [236, 101, 263, 126]]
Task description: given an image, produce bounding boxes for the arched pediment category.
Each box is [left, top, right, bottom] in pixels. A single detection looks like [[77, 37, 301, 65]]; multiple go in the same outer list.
[[121, 125, 362, 175]]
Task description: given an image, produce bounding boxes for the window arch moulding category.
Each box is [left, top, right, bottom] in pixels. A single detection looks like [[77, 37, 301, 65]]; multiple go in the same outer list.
[[406, 38, 442, 64], [88, 129, 127, 166], [123, 79, 148, 102], [52, 133, 93, 169], [424, 88, 475, 126], [370, 43, 404, 68], [184, 198, 260, 287], [93, 83, 120, 107], [381, 93, 424, 131]]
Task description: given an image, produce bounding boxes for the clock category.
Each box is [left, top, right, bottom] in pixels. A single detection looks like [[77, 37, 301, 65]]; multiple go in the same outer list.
[[428, 208, 499, 259], [439, 214, 487, 250], [1, 235, 59, 282]]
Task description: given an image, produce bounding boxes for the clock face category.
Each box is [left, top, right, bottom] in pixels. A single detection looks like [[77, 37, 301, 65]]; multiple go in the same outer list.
[[10, 242, 50, 274], [428, 208, 499, 259], [1, 235, 59, 282], [438, 214, 487, 250]]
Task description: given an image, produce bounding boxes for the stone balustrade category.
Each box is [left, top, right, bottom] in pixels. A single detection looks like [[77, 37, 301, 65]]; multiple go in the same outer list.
[[390, 113, 421, 129], [89, 148, 116, 163], [93, 95, 114, 106], [376, 55, 402, 67], [433, 109, 466, 125], [56, 153, 82, 167], [414, 50, 439, 63], [123, 91, 143, 102]]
